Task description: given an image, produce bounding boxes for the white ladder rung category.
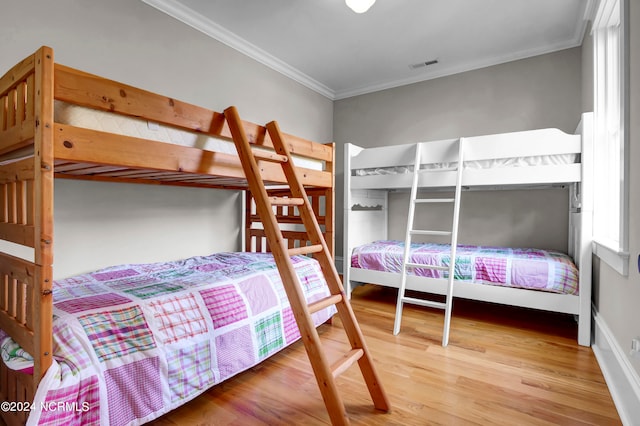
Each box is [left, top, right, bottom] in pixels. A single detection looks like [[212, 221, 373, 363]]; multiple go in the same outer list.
[[410, 230, 452, 236], [401, 296, 446, 310], [405, 262, 449, 271], [413, 198, 455, 204], [417, 166, 458, 173]]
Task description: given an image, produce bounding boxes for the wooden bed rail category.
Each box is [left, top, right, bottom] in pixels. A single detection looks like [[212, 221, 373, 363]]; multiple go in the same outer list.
[[0, 47, 54, 420], [50, 62, 333, 189], [53, 64, 332, 165]]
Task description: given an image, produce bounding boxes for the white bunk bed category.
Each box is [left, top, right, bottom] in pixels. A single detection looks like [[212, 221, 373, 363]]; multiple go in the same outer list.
[[343, 113, 593, 346]]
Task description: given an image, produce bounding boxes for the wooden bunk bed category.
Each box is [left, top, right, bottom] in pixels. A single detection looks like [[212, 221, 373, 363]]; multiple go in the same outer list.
[[0, 46, 388, 426], [343, 113, 593, 347]]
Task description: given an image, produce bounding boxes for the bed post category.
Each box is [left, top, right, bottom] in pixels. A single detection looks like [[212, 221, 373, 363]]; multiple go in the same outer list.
[[343, 143, 390, 298], [575, 112, 594, 346], [0, 45, 54, 425], [33, 46, 55, 382], [343, 143, 353, 296], [324, 142, 336, 259]]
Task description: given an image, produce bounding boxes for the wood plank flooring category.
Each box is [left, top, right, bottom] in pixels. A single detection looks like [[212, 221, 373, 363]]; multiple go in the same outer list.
[[150, 284, 621, 425]]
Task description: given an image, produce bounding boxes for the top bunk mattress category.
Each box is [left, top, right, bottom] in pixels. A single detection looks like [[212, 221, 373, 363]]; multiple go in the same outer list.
[[351, 240, 579, 295], [54, 101, 322, 171], [353, 154, 579, 176]]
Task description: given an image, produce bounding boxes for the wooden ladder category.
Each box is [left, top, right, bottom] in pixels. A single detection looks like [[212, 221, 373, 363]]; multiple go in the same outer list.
[[393, 139, 465, 347], [224, 106, 390, 425]]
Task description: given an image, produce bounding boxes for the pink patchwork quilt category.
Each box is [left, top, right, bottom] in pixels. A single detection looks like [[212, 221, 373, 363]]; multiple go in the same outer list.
[[0, 252, 336, 426], [351, 240, 579, 295]]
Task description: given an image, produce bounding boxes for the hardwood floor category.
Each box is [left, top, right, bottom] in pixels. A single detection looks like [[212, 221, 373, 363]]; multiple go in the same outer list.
[[150, 284, 621, 425]]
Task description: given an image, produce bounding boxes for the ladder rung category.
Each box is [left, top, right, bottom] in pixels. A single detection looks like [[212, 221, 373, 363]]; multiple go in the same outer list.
[[331, 348, 364, 378], [410, 230, 452, 236], [405, 262, 448, 271], [289, 244, 323, 257], [270, 196, 305, 206], [414, 198, 455, 204], [401, 296, 446, 310], [417, 166, 458, 173], [308, 293, 343, 315], [252, 149, 288, 163]]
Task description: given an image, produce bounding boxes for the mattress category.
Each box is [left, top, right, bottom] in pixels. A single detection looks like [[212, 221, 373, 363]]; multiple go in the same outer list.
[[1, 252, 336, 426], [54, 101, 322, 171], [353, 154, 579, 176], [351, 240, 578, 295]]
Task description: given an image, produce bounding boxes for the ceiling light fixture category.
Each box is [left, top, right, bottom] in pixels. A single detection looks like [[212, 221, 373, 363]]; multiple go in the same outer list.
[[345, 0, 376, 14]]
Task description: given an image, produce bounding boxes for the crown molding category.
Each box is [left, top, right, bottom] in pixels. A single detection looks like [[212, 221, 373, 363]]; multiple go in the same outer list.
[[140, 0, 336, 99], [334, 37, 585, 100]]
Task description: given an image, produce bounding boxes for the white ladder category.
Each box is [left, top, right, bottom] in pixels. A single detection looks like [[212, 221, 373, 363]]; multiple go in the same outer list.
[[393, 139, 465, 347]]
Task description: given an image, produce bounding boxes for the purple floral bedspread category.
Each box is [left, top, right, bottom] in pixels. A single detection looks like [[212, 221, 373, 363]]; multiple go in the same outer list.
[[1, 252, 336, 426], [351, 240, 578, 295]]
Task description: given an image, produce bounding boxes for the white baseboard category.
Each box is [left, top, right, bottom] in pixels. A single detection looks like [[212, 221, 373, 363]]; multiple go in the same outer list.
[[592, 306, 640, 425]]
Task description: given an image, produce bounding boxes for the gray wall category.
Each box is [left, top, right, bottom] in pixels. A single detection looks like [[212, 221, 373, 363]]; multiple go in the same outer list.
[[587, 2, 640, 387], [0, 0, 333, 278], [335, 48, 582, 257]]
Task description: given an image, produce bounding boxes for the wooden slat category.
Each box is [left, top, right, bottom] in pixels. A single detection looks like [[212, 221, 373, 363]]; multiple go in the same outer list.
[[16, 83, 25, 125], [0, 120, 36, 156], [7, 277, 15, 319], [0, 223, 35, 247], [288, 244, 323, 257], [24, 273, 33, 331], [252, 149, 288, 163], [0, 95, 6, 131], [54, 171, 249, 190], [0, 274, 5, 316], [16, 180, 25, 225], [0, 158, 35, 184], [250, 214, 326, 225], [270, 197, 304, 206], [6, 182, 15, 224], [308, 293, 343, 315], [331, 348, 364, 379], [25, 74, 35, 121], [54, 163, 127, 175], [6, 90, 15, 129], [0, 184, 5, 222]]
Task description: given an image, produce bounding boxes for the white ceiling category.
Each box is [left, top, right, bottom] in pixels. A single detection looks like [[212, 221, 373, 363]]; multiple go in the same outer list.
[[141, 0, 592, 100]]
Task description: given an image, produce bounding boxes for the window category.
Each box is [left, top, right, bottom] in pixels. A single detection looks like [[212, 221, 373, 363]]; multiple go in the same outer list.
[[591, 0, 629, 275]]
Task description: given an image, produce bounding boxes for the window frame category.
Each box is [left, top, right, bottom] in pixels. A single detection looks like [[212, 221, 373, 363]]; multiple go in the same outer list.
[[591, 0, 630, 275]]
